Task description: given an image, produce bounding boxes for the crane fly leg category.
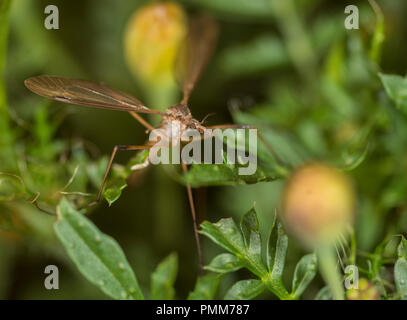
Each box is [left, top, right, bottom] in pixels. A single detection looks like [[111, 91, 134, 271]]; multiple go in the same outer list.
[[129, 111, 155, 132], [85, 144, 151, 208], [181, 161, 203, 270]]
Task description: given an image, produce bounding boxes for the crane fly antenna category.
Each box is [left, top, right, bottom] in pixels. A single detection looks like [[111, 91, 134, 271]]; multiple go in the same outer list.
[[200, 112, 216, 125]]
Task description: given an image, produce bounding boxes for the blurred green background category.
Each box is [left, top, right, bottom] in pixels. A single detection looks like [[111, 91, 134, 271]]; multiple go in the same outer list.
[[1, 0, 407, 299]]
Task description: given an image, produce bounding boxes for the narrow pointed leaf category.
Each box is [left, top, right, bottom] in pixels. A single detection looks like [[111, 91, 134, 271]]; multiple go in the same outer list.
[[271, 223, 288, 279], [266, 213, 278, 271], [205, 253, 244, 273], [200, 219, 245, 255], [151, 253, 178, 300], [395, 258, 407, 300], [240, 206, 259, 247], [188, 274, 221, 300], [398, 236, 407, 259], [379, 73, 407, 115], [224, 279, 265, 300], [240, 207, 263, 267], [54, 198, 143, 300], [267, 213, 288, 279], [291, 253, 317, 298]]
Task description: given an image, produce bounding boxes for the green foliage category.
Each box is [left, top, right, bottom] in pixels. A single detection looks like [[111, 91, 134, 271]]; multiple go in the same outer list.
[[188, 273, 222, 300], [151, 253, 178, 300], [0, 0, 406, 301], [205, 253, 244, 273], [180, 0, 274, 20], [380, 73, 407, 115], [54, 198, 144, 300], [291, 254, 318, 299], [395, 237, 407, 300], [103, 149, 149, 205], [224, 279, 265, 300], [217, 35, 288, 78], [201, 208, 317, 300]]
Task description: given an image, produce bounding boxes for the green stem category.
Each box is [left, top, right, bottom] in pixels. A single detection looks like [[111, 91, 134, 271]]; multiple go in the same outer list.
[[263, 275, 294, 300], [270, 0, 317, 82], [0, 0, 16, 172], [368, 0, 385, 65], [317, 244, 345, 300], [349, 228, 357, 266]]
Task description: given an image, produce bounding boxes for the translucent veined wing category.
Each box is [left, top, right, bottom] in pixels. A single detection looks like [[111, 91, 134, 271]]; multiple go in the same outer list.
[[24, 75, 163, 115], [175, 14, 218, 105]]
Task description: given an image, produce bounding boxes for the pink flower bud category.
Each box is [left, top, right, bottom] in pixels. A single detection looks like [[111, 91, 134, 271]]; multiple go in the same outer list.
[[282, 163, 355, 247]]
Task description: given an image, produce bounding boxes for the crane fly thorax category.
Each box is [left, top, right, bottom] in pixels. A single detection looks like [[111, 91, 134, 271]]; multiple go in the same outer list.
[[158, 104, 205, 143]]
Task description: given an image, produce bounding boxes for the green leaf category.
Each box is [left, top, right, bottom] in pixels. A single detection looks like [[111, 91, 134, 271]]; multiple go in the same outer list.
[[100, 149, 150, 206], [232, 110, 309, 167], [184, 163, 284, 187], [218, 35, 288, 78], [379, 73, 407, 115], [395, 258, 407, 300], [291, 253, 317, 299], [224, 279, 265, 300], [267, 213, 288, 280], [103, 164, 128, 206], [335, 119, 374, 171], [182, 0, 274, 19], [266, 213, 278, 271], [54, 198, 143, 300], [339, 142, 370, 171], [240, 206, 259, 247], [201, 215, 291, 299], [188, 274, 221, 300], [151, 253, 178, 300], [200, 218, 266, 277], [397, 236, 407, 259], [205, 253, 244, 274], [182, 127, 288, 188], [240, 207, 263, 269], [200, 219, 245, 256]]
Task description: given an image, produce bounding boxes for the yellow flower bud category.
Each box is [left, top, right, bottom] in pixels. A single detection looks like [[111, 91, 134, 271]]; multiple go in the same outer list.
[[124, 2, 187, 86], [346, 279, 380, 300], [282, 163, 355, 247]]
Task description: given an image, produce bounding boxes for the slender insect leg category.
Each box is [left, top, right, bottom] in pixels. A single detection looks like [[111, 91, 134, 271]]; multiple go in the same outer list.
[[129, 111, 155, 132], [86, 144, 151, 208], [181, 161, 203, 269]]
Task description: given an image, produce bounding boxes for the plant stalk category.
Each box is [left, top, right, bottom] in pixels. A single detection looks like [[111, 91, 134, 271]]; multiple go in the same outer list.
[[317, 244, 345, 300]]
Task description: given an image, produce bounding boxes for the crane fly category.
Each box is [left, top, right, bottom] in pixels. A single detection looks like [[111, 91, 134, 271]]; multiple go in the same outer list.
[[25, 15, 271, 267]]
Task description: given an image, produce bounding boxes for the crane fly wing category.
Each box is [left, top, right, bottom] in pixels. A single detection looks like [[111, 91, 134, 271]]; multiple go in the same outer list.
[[24, 75, 163, 115], [175, 14, 218, 105]]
